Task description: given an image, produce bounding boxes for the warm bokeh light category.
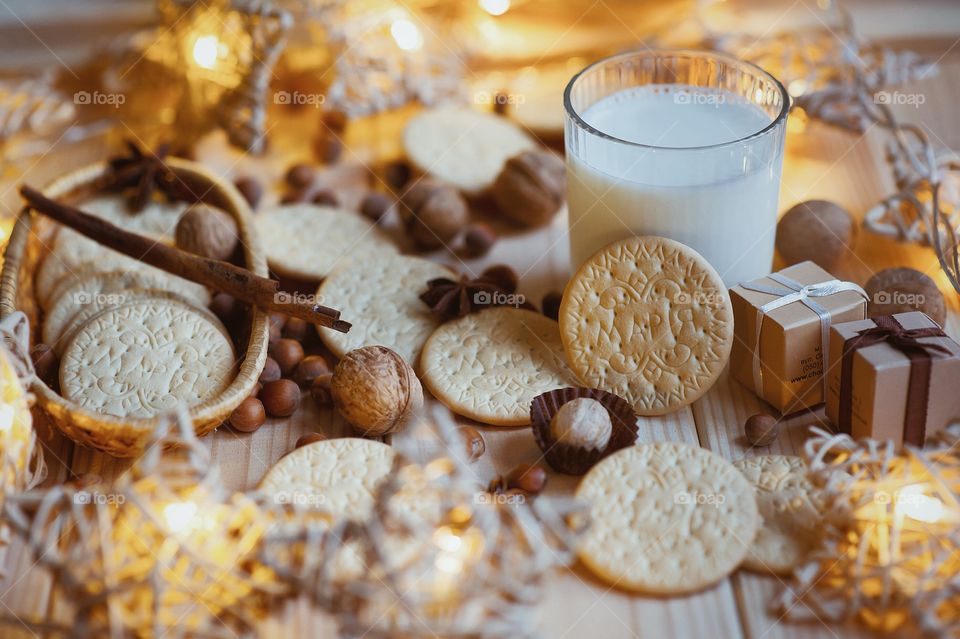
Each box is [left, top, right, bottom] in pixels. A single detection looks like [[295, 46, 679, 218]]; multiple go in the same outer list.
[[391, 18, 424, 51], [897, 484, 946, 524], [192, 35, 220, 69], [480, 0, 511, 16]]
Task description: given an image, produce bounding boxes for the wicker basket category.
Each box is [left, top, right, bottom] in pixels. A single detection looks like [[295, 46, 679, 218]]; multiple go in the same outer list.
[[0, 157, 270, 457]]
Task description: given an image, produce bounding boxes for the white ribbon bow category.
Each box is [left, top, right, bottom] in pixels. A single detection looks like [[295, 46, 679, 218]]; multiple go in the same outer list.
[[739, 273, 868, 396]]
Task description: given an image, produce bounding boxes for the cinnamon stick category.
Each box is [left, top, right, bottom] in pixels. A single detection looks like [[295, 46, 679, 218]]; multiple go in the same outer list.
[[20, 185, 351, 333]]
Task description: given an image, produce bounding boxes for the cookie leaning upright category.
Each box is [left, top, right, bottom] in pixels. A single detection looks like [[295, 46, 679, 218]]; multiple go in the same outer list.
[[733, 455, 823, 575], [559, 236, 734, 415], [576, 442, 759, 595], [403, 107, 536, 195], [255, 203, 396, 281]]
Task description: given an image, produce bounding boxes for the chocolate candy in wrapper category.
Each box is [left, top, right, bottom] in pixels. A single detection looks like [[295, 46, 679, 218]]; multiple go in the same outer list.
[[531, 387, 637, 475]]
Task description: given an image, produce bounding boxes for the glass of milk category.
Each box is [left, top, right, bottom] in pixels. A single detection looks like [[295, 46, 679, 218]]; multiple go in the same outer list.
[[564, 50, 789, 286]]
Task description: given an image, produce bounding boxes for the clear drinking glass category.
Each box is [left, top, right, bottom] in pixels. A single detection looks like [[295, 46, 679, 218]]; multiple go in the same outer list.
[[564, 50, 789, 286]]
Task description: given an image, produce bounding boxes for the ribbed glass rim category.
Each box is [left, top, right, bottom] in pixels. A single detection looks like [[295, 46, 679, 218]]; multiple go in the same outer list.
[[563, 48, 791, 151]]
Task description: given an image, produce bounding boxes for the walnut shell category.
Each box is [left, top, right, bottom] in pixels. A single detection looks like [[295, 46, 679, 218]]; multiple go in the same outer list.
[[399, 179, 469, 250], [775, 200, 855, 271], [331, 346, 423, 436], [175, 203, 239, 261], [491, 150, 565, 228]]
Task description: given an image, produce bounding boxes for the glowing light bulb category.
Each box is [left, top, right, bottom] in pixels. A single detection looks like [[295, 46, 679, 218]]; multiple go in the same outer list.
[[480, 0, 510, 16], [192, 35, 220, 69], [391, 18, 423, 52], [896, 485, 945, 524], [788, 79, 808, 97], [163, 500, 199, 533]]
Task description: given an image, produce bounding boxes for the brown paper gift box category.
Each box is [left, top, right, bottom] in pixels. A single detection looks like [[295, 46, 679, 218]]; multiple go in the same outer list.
[[825, 311, 960, 448], [730, 261, 867, 414]]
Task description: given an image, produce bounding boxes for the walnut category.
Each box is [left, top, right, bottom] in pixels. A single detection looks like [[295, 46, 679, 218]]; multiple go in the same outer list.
[[775, 200, 855, 271], [549, 398, 612, 452], [491, 150, 566, 228], [331, 346, 422, 436], [399, 179, 469, 250], [174, 203, 239, 261]]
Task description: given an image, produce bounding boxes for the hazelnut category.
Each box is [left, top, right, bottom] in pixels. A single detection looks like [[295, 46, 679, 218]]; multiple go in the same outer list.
[[294, 354, 332, 387], [310, 373, 333, 408], [549, 398, 612, 452], [384, 160, 411, 190], [864, 267, 947, 326], [259, 357, 282, 384], [776, 200, 856, 270], [209, 293, 238, 324], [331, 345, 422, 437], [296, 432, 327, 448], [314, 134, 342, 164], [745, 413, 779, 447], [311, 188, 339, 207], [268, 312, 286, 343], [360, 192, 394, 224], [461, 425, 485, 462], [174, 204, 239, 261], [260, 379, 301, 417], [281, 190, 307, 205], [30, 343, 58, 387], [491, 150, 566, 228], [322, 110, 348, 133], [230, 397, 266, 433], [541, 290, 562, 321], [286, 163, 316, 189], [269, 338, 304, 376], [479, 264, 518, 292], [506, 463, 547, 494], [399, 179, 469, 250], [234, 176, 263, 209], [462, 223, 497, 258], [282, 317, 308, 341]]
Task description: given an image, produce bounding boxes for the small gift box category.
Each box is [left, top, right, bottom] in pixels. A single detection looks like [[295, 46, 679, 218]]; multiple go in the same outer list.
[[730, 261, 867, 413], [825, 312, 960, 448]]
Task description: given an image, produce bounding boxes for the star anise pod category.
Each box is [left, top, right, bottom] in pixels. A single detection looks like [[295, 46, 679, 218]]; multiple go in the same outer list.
[[102, 141, 196, 212], [420, 264, 532, 321]]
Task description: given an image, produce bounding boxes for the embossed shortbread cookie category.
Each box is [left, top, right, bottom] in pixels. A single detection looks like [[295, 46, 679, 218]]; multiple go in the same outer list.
[[559, 236, 734, 415], [576, 443, 759, 594], [60, 299, 234, 418], [36, 196, 188, 308], [403, 107, 536, 195], [259, 438, 396, 521], [255, 204, 397, 281], [420, 307, 577, 425], [317, 254, 453, 364], [733, 455, 822, 575], [43, 270, 208, 351]]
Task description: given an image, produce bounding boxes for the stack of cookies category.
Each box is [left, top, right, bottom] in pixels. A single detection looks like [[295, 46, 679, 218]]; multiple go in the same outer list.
[[37, 195, 235, 419]]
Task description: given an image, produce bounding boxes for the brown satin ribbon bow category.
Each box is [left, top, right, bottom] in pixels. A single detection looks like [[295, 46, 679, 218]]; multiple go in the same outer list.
[[838, 315, 951, 446]]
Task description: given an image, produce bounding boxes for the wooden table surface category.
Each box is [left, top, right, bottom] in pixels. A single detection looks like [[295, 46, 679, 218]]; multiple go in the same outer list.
[[1, 9, 959, 639]]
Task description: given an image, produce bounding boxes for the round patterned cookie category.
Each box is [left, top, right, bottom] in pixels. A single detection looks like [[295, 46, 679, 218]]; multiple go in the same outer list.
[[35, 196, 188, 309], [258, 438, 396, 521], [255, 204, 397, 281], [732, 455, 822, 575], [317, 254, 453, 364], [559, 236, 734, 416], [576, 442, 759, 595], [43, 270, 209, 351], [420, 307, 578, 425], [403, 107, 536, 195], [60, 299, 235, 418]]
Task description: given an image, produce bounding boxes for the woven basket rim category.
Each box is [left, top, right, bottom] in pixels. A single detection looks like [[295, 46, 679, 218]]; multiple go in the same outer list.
[[0, 156, 270, 457]]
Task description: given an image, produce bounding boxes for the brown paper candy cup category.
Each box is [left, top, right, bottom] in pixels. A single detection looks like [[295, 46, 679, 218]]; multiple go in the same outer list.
[[530, 387, 638, 475]]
